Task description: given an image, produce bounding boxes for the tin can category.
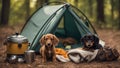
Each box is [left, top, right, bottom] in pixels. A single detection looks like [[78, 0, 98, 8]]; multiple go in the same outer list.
[[24, 50, 35, 64]]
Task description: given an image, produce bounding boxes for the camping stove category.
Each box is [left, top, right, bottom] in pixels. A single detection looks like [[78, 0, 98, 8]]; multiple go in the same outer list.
[[4, 33, 29, 63], [6, 54, 25, 63]]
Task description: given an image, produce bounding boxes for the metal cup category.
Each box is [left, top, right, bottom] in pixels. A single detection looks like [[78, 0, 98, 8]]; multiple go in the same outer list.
[[24, 50, 35, 64]]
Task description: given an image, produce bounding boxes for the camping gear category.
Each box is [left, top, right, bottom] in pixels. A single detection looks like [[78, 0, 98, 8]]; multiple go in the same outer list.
[[5, 33, 29, 63], [96, 46, 120, 61], [68, 48, 99, 63], [20, 2, 98, 52], [7, 55, 25, 63], [7, 55, 17, 64], [6, 33, 29, 54], [17, 56, 25, 63], [24, 50, 35, 64]]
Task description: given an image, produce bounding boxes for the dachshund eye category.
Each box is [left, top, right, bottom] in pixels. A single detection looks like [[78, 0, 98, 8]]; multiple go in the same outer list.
[[45, 38, 48, 40], [51, 38, 53, 40]]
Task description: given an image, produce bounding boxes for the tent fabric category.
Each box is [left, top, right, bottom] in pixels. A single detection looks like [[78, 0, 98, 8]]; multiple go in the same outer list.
[[21, 4, 96, 52], [21, 4, 66, 50], [64, 8, 91, 41], [21, 5, 65, 43]]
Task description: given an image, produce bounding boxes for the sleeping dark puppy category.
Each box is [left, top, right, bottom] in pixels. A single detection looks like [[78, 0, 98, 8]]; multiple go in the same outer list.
[[81, 34, 102, 51]]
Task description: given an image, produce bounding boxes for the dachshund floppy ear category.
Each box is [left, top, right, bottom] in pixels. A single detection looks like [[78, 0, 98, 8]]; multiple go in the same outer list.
[[53, 35, 59, 46], [40, 35, 46, 46], [94, 35, 99, 45]]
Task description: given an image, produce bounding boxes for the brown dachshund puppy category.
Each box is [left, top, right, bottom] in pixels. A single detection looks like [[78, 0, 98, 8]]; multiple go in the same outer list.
[[81, 34, 102, 51], [40, 34, 59, 63], [96, 46, 119, 61]]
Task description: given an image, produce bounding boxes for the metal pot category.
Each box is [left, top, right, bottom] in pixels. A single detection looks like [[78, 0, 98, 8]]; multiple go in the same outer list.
[[24, 50, 35, 64], [5, 33, 29, 55]]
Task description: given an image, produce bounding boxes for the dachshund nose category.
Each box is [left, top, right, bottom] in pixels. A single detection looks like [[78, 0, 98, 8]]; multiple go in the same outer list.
[[88, 45, 91, 47], [48, 43, 51, 45]]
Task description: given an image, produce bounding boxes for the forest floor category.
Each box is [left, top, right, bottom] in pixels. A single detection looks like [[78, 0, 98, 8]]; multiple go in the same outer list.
[[0, 25, 120, 68]]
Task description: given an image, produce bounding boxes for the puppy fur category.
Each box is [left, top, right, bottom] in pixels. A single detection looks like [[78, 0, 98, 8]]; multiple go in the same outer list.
[[40, 34, 59, 63]]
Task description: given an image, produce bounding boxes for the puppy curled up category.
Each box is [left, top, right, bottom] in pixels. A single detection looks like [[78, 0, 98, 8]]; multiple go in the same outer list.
[[40, 34, 59, 63]]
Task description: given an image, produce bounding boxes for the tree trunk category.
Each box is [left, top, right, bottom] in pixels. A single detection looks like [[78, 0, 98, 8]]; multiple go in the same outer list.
[[96, 0, 105, 26], [36, 0, 43, 9], [0, 0, 2, 23], [74, 0, 78, 7], [110, 0, 114, 19], [88, 0, 93, 18], [25, 0, 30, 20], [36, 0, 49, 9], [118, 0, 120, 29], [45, 0, 49, 3], [0, 0, 10, 25]]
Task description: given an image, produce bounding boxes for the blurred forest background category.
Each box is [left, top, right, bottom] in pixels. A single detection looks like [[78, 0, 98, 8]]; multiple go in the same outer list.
[[0, 0, 120, 29], [0, 1, 120, 68]]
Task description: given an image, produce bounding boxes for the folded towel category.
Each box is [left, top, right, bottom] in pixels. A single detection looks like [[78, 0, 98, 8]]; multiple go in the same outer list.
[[55, 48, 70, 62], [55, 48, 68, 58]]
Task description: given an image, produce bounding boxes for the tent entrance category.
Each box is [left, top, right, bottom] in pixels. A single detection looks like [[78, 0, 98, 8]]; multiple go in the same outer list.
[[55, 9, 81, 41], [54, 9, 83, 49]]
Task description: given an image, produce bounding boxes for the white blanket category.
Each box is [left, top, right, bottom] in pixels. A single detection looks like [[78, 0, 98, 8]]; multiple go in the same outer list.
[[68, 48, 99, 63], [56, 55, 70, 62]]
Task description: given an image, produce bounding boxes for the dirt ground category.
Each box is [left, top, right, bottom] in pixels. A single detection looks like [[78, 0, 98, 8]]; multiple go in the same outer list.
[[0, 25, 120, 68]]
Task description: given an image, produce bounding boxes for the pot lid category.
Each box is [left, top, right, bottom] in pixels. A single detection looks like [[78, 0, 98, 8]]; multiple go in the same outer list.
[[7, 33, 28, 43]]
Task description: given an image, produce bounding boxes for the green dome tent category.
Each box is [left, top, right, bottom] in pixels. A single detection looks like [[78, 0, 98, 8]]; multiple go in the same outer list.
[[21, 2, 97, 52]]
